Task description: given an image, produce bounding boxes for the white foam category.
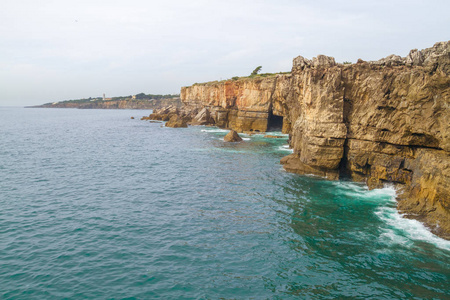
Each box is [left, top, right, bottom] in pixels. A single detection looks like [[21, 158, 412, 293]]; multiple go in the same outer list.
[[333, 182, 397, 202], [201, 128, 229, 133], [330, 182, 450, 250], [376, 204, 450, 251], [278, 145, 293, 152], [266, 131, 288, 137]]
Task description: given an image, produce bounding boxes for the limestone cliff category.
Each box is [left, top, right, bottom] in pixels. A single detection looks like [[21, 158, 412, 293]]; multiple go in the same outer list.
[[180, 77, 280, 132], [173, 41, 450, 239]]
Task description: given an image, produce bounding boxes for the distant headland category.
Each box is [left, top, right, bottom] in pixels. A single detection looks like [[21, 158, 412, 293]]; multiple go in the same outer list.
[[30, 93, 182, 110]]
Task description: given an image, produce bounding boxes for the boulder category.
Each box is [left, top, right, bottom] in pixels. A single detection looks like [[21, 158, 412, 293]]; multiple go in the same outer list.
[[372, 54, 406, 66], [311, 55, 336, 68], [406, 49, 424, 66], [165, 115, 188, 128], [224, 130, 243, 142], [292, 55, 312, 70], [191, 107, 214, 125]]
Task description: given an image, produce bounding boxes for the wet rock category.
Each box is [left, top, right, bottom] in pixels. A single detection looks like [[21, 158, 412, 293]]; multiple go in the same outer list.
[[224, 130, 243, 142], [165, 115, 188, 128]]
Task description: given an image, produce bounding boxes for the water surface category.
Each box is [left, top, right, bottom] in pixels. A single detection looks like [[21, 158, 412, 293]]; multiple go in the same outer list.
[[0, 107, 449, 299]]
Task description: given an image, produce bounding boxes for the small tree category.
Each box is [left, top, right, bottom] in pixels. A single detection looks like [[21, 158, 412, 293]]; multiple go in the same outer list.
[[135, 92, 146, 99], [251, 66, 262, 76]]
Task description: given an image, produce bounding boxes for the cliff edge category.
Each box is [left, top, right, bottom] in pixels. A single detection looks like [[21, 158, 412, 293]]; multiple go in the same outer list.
[[162, 41, 450, 239]]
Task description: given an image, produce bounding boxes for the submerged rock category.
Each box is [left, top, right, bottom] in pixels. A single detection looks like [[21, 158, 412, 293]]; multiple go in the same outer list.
[[224, 130, 243, 142]]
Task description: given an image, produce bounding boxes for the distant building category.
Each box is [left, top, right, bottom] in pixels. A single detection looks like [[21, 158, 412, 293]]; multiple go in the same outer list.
[[102, 93, 112, 101], [132, 95, 136, 100]]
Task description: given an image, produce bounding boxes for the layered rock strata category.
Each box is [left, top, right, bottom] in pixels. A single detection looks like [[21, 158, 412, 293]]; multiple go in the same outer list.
[[164, 41, 450, 239]]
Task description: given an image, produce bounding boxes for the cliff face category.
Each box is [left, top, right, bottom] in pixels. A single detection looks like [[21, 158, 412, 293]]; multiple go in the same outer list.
[[181, 78, 279, 131], [179, 41, 450, 239]]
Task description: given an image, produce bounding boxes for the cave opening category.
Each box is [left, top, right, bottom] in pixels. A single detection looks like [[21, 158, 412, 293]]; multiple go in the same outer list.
[[268, 114, 283, 131], [338, 138, 352, 180]]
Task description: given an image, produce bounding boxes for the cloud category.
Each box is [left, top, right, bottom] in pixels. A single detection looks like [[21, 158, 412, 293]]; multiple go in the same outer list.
[[0, 0, 449, 105]]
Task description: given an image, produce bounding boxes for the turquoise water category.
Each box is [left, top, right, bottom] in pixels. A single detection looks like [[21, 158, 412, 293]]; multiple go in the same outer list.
[[0, 107, 449, 299]]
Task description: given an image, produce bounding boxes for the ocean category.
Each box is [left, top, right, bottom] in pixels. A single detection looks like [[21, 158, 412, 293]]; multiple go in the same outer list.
[[0, 107, 449, 299]]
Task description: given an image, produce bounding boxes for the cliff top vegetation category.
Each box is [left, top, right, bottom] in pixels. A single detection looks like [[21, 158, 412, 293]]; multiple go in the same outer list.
[[43, 93, 180, 106], [191, 71, 291, 86]]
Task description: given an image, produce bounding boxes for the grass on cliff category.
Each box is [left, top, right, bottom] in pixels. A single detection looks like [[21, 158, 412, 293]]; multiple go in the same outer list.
[[236, 71, 291, 79], [191, 72, 291, 86]]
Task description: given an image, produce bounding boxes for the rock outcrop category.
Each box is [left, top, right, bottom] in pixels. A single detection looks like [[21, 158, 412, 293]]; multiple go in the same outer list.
[[175, 41, 450, 239], [165, 115, 188, 128], [224, 130, 243, 142]]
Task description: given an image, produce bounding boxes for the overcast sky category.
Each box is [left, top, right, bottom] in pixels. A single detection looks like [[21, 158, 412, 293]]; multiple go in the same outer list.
[[1, 0, 449, 106]]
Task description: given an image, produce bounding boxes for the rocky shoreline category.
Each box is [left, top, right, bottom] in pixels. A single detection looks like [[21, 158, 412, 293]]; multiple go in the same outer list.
[[147, 41, 450, 240]]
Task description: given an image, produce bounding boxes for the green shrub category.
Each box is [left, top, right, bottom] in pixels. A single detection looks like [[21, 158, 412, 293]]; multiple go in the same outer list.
[[250, 66, 262, 76]]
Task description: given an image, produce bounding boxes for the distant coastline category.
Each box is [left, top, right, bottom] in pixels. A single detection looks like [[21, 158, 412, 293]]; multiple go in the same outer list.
[[29, 94, 182, 110]]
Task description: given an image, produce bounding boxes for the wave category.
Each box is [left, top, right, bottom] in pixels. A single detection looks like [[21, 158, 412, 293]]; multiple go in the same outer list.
[[332, 182, 450, 251], [332, 182, 396, 203], [376, 203, 450, 251], [278, 145, 293, 152], [201, 128, 229, 133]]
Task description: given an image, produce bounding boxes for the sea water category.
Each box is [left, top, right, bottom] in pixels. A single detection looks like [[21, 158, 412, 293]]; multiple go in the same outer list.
[[0, 107, 449, 299]]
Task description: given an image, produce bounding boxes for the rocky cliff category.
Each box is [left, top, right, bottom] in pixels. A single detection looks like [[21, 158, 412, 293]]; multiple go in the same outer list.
[[163, 41, 450, 239]]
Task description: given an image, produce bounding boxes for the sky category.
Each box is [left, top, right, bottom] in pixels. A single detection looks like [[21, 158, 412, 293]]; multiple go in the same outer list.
[[0, 0, 449, 106]]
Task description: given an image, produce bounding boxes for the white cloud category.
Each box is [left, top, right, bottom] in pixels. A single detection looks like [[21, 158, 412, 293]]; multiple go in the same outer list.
[[0, 0, 449, 105]]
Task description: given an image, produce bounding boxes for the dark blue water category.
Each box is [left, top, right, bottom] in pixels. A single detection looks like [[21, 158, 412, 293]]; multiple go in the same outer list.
[[1, 107, 449, 299]]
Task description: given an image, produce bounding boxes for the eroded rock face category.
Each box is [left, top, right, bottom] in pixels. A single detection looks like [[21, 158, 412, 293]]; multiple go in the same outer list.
[[397, 149, 450, 239], [179, 41, 450, 239], [181, 76, 285, 132]]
